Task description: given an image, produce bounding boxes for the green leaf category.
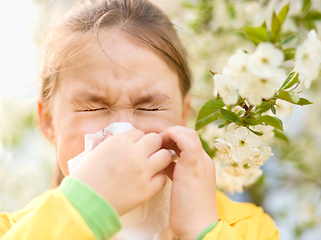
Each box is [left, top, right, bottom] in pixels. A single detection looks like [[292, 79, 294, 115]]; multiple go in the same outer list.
[[302, 18, 316, 30], [240, 25, 268, 45], [279, 71, 299, 90], [249, 128, 264, 136], [281, 35, 298, 45], [278, 90, 299, 103], [259, 115, 283, 131], [297, 98, 313, 105], [271, 11, 281, 42], [273, 129, 289, 142], [304, 10, 321, 21], [277, 91, 312, 105], [283, 48, 296, 61], [302, 0, 311, 13], [215, 113, 225, 121], [195, 114, 218, 131], [255, 102, 271, 114], [248, 118, 264, 126], [200, 136, 215, 158], [218, 123, 226, 128], [271, 105, 276, 115], [197, 99, 225, 121], [278, 4, 290, 25], [220, 109, 239, 122]]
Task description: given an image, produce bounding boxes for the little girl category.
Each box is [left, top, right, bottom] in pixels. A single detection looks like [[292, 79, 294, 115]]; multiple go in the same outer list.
[[0, 0, 279, 239]]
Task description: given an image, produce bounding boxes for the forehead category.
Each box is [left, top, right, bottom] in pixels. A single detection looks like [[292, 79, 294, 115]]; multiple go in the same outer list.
[[57, 30, 180, 98]]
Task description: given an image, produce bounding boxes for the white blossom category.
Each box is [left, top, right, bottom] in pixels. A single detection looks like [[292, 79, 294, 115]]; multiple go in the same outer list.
[[214, 160, 244, 194], [222, 165, 246, 177], [213, 73, 238, 105], [251, 125, 274, 143], [298, 67, 319, 90], [214, 138, 234, 164], [238, 68, 286, 105], [227, 122, 239, 133], [215, 159, 263, 194], [232, 106, 245, 115], [199, 124, 225, 146], [224, 127, 261, 163], [214, 124, 274, 169], [223, 49, 251, 86], [246, 146, 273, 168], [247, 42, 284, 79], [242, 168, 263, 186], [295, 29, 321, 89], [219, 46, 285, 106]]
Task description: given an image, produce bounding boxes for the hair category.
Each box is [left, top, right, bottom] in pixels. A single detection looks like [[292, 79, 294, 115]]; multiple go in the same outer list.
[[40, 0, 192, 187]]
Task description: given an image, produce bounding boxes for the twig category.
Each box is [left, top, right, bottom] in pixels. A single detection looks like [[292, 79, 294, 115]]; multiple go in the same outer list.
[[244, 105, 254, 116]]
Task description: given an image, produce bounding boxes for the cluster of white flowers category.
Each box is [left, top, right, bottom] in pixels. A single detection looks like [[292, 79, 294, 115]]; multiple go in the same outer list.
[[214, 123, 274, 168], [213, 123, 274, 193], [214, 157, 263, 194], [295, 30, 321, 90], [213, 42, 285, 106]]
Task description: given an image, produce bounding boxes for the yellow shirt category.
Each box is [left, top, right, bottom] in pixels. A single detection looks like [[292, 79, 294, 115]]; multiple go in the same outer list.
[[0, 183, 279, 240]]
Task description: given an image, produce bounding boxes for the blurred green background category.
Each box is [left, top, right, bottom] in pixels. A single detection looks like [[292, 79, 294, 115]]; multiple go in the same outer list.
[[0, 0, 320, 239]]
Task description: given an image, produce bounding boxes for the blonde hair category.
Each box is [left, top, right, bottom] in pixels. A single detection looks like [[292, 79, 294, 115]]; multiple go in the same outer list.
[[41, 0, 192, 187]]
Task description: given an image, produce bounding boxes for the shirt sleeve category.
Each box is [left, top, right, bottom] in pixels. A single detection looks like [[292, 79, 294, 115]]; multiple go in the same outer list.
[[196, 222, 218, 240], [59, 177, 122, 240]]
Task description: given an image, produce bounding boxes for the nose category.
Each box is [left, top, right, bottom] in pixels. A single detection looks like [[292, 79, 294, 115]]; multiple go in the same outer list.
[[107, 110, 138, 130]]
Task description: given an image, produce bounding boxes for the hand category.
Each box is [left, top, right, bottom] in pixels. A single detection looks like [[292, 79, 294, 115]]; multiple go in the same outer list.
[[161, 126, 219, 240], [71, 129, 172, 216]]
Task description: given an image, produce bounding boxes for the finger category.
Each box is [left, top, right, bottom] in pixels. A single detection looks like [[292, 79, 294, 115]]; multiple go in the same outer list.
[[161, 126, 203, 166], [148, 149, 172, 174], [148, 172, 167, 197], [161, 126, 202, 154], [160, 129, 181, 156], [136, 133, 162, 156], [113, 129, 145, 143]]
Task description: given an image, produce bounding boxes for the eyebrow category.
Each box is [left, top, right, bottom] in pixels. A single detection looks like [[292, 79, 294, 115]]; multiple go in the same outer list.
[[132, 93, 170, 105], [71, 90, 170, 105], [71, 90, 108, 103]]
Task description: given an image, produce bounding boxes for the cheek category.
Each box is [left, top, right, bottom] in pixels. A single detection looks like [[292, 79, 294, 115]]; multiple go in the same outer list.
[[56, 113, 108, 175]]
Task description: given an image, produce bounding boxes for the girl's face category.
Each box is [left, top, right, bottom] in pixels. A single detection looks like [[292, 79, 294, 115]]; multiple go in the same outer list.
[[39, 30, 190, 175]]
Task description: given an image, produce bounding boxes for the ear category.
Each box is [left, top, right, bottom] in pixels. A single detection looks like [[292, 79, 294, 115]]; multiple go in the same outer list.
[[37, 99, 56, 144], [181, 93, 191, 127]]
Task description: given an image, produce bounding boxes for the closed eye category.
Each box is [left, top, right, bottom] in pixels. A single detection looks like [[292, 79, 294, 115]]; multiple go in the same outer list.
[[83, 108, 106, 112], [137, 108, 160, 111]]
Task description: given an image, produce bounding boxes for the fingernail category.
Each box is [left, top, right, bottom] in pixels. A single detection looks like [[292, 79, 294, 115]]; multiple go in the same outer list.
[[169, 150, 178, 161]]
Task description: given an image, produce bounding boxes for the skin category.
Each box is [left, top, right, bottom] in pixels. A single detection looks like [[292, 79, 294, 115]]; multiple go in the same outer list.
[[38, 30, 219, 240]]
